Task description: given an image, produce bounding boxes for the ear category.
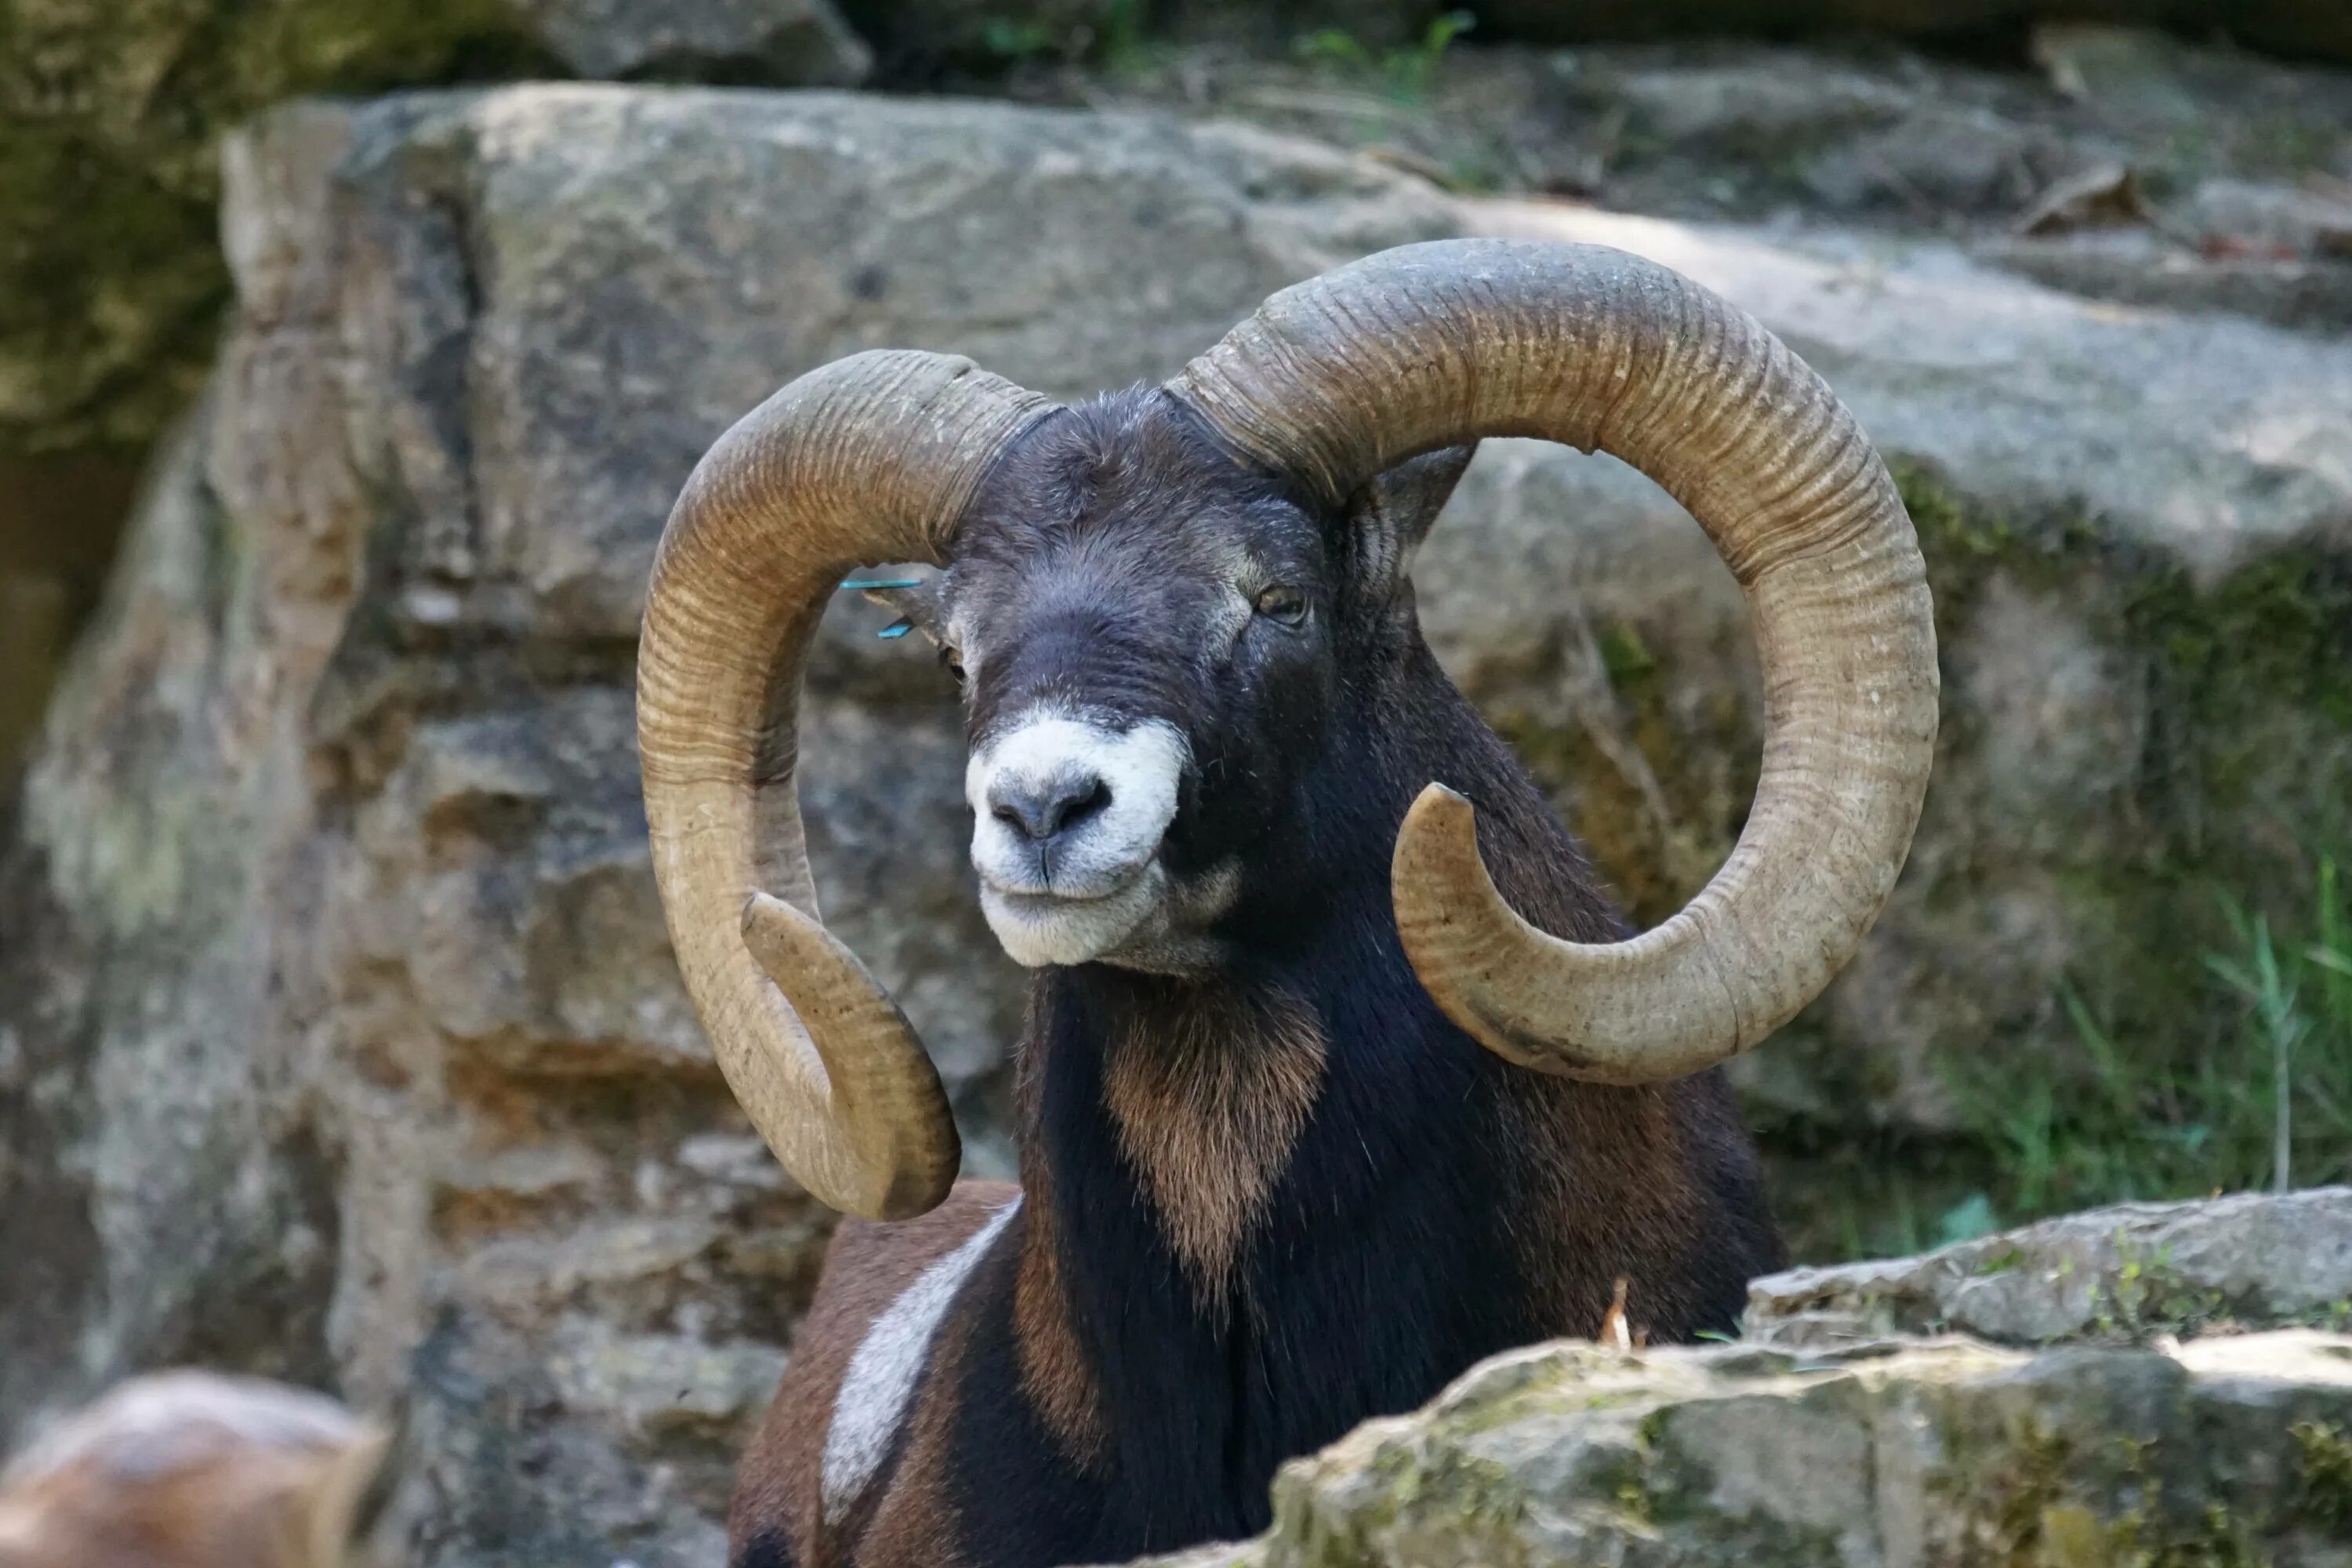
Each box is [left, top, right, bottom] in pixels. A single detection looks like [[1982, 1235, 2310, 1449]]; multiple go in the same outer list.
[[847, 573, 949, 648], [1347, 443, 1477, 598]]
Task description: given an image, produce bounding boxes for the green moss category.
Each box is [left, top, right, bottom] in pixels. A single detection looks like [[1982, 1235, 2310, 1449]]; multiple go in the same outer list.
[[1889, 458, 2103, 610], [2291, 1420, 2352, 1534], [1388, 1449, 1526, 1530], [1436, 1380, 1649, 1439], [0, 0, 561, 456], [1293, 1439, 1531, 1568], [1933, 1420, 2286, 1568], [1760, 459, 2352, 1249], [1893, 456, 2352, 805], [1635, 1406, 1671, 1452], [2121, 1503, 2270, 1568], [2129, 553, 2352, 739], [2073, 1237, 2244, 1344], [1611, 1474, 1655, 1527], [1982, 1418, 2076, 1563]]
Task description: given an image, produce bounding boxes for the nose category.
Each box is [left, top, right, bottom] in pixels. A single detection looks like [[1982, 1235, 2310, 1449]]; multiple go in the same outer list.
[[989, 771, 1112, 845]]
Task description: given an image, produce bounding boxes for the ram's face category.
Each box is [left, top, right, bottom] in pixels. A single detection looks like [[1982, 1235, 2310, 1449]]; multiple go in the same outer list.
[[890, 394, 1341, 974]]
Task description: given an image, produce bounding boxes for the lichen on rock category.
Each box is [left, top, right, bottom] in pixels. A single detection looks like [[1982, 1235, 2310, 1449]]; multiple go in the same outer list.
[[1747, 1188, 2352, 1350], [1124, 1328, 2352, 1568]]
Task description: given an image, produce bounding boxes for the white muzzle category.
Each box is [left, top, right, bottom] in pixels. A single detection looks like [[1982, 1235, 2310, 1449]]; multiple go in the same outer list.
[[965, 710, 1188, 967]]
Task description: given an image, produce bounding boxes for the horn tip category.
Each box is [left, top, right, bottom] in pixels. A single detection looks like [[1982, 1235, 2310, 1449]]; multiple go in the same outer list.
[[1402, 780, 1476, 844], [741, 890, 818, 982], [1409, 779, 1470, 810], [1393, 781, 1489, 913]]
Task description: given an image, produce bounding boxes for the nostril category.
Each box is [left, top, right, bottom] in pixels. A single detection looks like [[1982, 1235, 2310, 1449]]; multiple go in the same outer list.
[[1051, 776, 1110, 837], [990, 774, 1112, 844]]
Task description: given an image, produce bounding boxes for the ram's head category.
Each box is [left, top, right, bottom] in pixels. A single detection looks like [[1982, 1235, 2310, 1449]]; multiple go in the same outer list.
[[637, 238, 1939, 1221], [859, 401, 1478, 977]]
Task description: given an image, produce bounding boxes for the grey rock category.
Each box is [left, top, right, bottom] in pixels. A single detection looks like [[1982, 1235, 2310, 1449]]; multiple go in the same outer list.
[[1095, 31, 2352, 331], [1130, 1327, 2352, 1568], [1974, 174, 2352, 332], [514, 0, 870, 80], [1450, 193, 2352, 572], [1978, 227, 2352, 332], [1747, 1189, 2352, 1349]]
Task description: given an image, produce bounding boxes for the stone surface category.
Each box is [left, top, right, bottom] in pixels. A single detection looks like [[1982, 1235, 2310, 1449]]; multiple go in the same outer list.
[[0, 0, 867, 810], [0, 86, 1453, 1567], [513, 0, 868, 78], [1748, 1188, 2352, 1349], [0, 0, 866, 461], [1133, 1329, 2352, 1568], [1098, 26, 2352, 328]]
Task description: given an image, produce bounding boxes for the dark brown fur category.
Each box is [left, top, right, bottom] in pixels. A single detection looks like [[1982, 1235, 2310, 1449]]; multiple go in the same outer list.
[[1011, 1149, 1105, 1473], [734, 1183, 1014, 1568]]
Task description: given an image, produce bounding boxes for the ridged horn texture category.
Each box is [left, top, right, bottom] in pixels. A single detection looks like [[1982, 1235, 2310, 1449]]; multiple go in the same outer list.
[[638, 350, 1052, 1218], [1169, 238, 1938, 1083]]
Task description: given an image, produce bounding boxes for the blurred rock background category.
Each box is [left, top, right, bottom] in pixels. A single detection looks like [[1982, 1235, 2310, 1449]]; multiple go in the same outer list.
[[2, 3, 2350, 1565]]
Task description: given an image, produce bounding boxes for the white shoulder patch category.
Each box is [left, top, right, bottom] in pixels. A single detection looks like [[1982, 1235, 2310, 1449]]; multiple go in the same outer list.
[[819, 1194, 1022, 1525]]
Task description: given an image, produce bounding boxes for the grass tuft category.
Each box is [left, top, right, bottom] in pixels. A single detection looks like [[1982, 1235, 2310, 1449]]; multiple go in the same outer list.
[[1939, 857, 2352, 1234]]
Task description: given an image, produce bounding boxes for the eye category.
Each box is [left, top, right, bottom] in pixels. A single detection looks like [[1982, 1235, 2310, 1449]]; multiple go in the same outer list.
[[940, 645, 967, 684], [1254, 585, 1308, 626]]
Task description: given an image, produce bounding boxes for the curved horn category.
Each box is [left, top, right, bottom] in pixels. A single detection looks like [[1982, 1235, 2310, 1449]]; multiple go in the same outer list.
[[1168, 239, 1937, 1083], [638, 350, 1052, 1217]]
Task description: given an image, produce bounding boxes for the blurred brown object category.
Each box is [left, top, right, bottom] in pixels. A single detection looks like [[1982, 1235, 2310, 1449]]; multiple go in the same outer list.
[[0, 1374, 390, 1568], [2012, 162, 2153, 233]]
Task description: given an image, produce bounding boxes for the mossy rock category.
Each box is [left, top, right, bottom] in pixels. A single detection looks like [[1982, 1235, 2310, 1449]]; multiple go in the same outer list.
[[1127, 1330, 2352, 1568], [0, 0, 871, 459], [1746, 1188, 2352, 1349]]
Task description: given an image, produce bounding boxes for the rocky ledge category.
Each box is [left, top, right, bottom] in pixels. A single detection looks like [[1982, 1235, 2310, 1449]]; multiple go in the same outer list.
[[1131, 1190, 2352, 1568], [1152, 1331, 2352, 1568], [1748, 1188, 2352, 1349]]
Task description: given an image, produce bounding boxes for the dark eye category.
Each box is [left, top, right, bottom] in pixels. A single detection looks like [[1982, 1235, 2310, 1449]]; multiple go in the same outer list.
[[1254, 586, 1308, 626], [941, 646, 967, 684]]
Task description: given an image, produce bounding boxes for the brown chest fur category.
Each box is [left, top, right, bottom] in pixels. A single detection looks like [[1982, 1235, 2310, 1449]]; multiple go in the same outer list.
[[1100, 984, 1327, 1312]]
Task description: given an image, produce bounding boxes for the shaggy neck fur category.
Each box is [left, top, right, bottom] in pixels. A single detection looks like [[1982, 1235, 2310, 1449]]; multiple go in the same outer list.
[[942, 620, 1784, 1564]]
